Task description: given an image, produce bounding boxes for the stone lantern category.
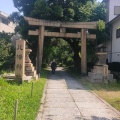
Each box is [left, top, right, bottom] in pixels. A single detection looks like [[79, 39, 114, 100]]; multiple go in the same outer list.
[[25, 47, 38, 80], [88, 44, 115, 83]]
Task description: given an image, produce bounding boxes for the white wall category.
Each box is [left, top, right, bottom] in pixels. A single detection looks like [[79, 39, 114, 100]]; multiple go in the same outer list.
[[109, 0, 120, 22], [0, 11, 16, 33], [111, 19, 120, 62], [0, 17, 16, 33], [0, 21, 16, 33]]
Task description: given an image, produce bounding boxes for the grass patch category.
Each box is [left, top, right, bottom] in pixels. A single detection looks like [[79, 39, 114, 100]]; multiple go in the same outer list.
[[0, 69, 48, 120], [66, 67, 120, 111]]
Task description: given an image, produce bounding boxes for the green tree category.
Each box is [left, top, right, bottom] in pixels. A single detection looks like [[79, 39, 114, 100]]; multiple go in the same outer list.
[[11, 0, 107, 70], [0, 32, 15, 72]]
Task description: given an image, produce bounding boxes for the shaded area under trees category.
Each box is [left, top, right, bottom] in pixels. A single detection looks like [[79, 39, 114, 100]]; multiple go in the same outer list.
[[0, 32, 15, 73], [9, 0, 107, 71]]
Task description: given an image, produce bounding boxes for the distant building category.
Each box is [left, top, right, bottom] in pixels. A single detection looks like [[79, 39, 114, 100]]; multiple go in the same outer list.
[[103, 0, 120, 22], [0, 11, 16, 33], [103, 0, 120, 63], [107, 15, 120, 63]]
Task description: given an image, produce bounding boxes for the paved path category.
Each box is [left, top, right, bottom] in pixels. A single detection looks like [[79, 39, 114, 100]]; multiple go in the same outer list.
[[36, 67, 120, 120]]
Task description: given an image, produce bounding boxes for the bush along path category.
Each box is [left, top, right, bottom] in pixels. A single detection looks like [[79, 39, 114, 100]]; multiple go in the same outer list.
[[0, 69, 48, 120]]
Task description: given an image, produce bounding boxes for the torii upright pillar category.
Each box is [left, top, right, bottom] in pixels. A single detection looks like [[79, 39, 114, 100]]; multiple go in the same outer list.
[[38, 25, 44, 74], [81, 28, 87, 75], [24, 17, 97, 75]]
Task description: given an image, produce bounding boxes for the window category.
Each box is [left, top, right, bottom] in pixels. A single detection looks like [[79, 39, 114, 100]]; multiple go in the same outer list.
[[2, 18, 8, 25], [116, 28, 120, 38], [114, 6, 120, 15]]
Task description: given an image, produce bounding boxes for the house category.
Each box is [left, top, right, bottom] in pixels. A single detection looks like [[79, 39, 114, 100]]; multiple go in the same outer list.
[[0, 11, 16, 33], [103, 0, 120, 63], [108, 15, 120, 63], [103, 0, 120, 22]]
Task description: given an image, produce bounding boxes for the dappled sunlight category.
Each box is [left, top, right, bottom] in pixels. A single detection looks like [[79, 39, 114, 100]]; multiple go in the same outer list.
[[95, 91, 120, 99], [43, 67, 120, 119]]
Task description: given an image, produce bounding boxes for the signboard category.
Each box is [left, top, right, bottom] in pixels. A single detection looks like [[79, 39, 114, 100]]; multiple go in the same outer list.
[[15, 40, 26, 83]]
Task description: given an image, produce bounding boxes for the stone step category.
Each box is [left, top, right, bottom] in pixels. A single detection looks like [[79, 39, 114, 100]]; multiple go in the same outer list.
[[33, 74, 38, 80], [25, 71, 36, 76], [92, 69, 103, 74], [2, 72, 36, 82], [25, 63, 33, 67], [108, 74, 113, 79], [25, 66, 35, 71], [23, 76, 33, 83], [108, 70, 110, 74], [94, 65, 103, 69], [2, 74, 15, 79]]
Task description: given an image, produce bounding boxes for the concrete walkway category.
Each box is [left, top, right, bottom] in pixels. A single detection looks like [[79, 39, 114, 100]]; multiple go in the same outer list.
[[36, 67, 120, 120]]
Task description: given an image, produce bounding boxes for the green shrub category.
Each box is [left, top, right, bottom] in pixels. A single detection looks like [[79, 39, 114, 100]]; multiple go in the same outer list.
[[42, 63, 48, 68], [58, 63, 64, 67]]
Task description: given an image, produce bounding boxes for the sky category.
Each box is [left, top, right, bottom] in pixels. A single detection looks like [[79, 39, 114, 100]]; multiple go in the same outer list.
[[0, 0, 103, 15], [0, 0, 18, 15]]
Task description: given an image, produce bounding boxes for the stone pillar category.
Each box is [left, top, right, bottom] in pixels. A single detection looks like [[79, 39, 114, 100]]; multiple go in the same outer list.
[[38, 26, 44, 73], [81, 28, 87, 75], [15, 40, 26, 83]]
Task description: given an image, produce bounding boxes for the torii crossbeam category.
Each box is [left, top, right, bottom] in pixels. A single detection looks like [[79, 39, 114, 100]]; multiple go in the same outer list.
[[24, 16, 97, 75]]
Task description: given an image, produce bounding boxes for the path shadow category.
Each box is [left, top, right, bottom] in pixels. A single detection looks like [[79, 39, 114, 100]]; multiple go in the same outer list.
[[46, 67, 120, 119], [91, 116, 119, 120], [47, 67, 85, 90]]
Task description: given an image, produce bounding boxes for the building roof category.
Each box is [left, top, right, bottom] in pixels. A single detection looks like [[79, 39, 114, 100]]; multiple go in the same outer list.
[[96, 43, 106, 48], [108, 14, 120, 24], [0, 11, 8, 19]]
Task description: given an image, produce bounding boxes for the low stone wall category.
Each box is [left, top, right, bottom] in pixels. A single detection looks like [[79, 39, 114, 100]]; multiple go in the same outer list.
[[88, 65, 115, 83]]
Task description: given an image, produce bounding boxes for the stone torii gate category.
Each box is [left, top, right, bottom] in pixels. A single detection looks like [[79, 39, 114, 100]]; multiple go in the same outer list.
[[24, 17, 97, 75]]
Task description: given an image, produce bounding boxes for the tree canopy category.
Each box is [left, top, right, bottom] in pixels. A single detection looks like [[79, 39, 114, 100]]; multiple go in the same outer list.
[[11, 0, 107, 69], [0, 32, 15, 72]]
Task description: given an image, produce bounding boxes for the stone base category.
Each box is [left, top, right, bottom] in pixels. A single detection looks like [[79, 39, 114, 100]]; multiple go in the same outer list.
[[25, 71, 36, 76], [25, 63, 38, 80], [88, 72, 103, 83], [23, 76, 33, 83], [88, 65, 115, 83], [2, 74, 15, 80], [2, 74, 33, 83]]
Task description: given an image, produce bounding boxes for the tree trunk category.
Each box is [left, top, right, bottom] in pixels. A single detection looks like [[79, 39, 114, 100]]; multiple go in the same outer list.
[[66, 39, 81, 70], [73, 52, 81, 70]]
